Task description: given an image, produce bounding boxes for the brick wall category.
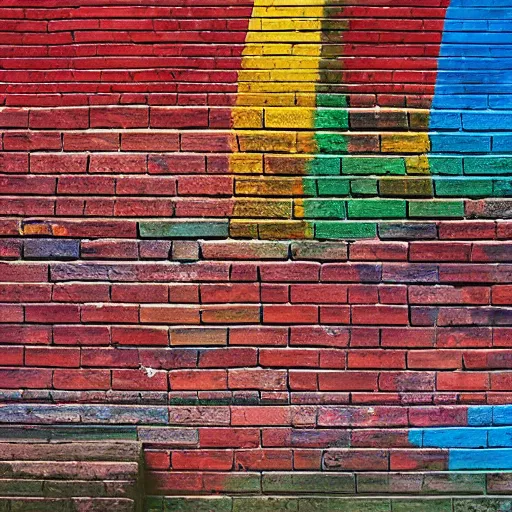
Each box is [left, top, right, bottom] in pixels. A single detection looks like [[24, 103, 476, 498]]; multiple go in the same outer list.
[[2, 0, 512, 510]]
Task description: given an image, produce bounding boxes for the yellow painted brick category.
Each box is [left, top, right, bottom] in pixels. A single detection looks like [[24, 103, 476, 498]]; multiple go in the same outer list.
[[229, 154, 264, 174], [297, 132, 319, 154], [229, 220, 259, 239], [258, 220, 314, 240], [295, 93, 317, 107], [238, 70, 271, 82], [242, 56, 323, 70], [292, 44, 323, 56], [233, 199, 293, 218], [270, 70, 320, 82], [265, 107, 315, 129], [406, 155, 431, 175], [260, 19, 323, 31], [252, 6, 324, 17], [246, 32, 324, 43], [238, 82, 317, 93], [381, 133, 430, 154], [232, 107, 263, 129], [237, 131, 297, 152], [236, 93, 296, 107], [235, 177, 304, 196]]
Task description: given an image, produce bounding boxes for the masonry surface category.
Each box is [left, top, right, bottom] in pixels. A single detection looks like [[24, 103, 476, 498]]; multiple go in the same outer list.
[[1, 0, 512, 510]]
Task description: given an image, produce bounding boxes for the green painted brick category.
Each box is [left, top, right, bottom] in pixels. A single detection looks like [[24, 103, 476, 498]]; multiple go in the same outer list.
[[164, 498, 232, 512], [434, 178, 493, 197], [233, 498, 298, 512], [299, 199, 345, 219], [316, 94, 348, 108], [464, 156, 512, 175], [145, 497, 163, 512], [343, 157, 406, 176], [350, 178, 378, 196], [317, 178, 350, 196], [302, 177, 318, 196], [453, 498, 512, 512], [315, 109, 349, 130], [139, 221, 229, 239], [307, 157, 340, 175], [262, 473, 355, 494], [315, 222, 377, 239], [347, 199, 406, 219], [206, 473, 261, 493], [428, 156, 463, 175], [315, 133, 348, 154], [392, 499, 452, 512], [408, 200, 464, 218], [297, 498, 391, 512]]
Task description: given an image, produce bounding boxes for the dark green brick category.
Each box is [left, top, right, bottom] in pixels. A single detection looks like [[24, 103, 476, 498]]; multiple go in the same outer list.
[[139, 221, 228, 239], [299, 199, 345, 219], [315, 109, 349, 130], [316, 94, 348, 108], [145, 497, 163, 512], [343, 157, 405, 176], [434, 178, 493, 197], [233, 498, 298, 512], [408, 200, 464, 218], [392, 499, 452, 512], [315, 222, 377, 239], [164, 498, 232, 512], [494, 179, 512, 197], [317, 178, 350, 196], [297, 498, 391, 512], [204, 473, 260, 493], [350, 178, 378, 196], [262, 473, 355, 494], [453, 498, 512, 512], [347, 199, 406, 219], [380, 178, 434, 197]]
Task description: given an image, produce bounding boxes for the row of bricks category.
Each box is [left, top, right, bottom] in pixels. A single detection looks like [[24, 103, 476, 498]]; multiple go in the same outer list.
[[0, 403, 506, 427], [0, 131, 440, 153], [6, 261, 512, 285], [0, 81, 441, 96], [145, 470, 508, 494], [5, 131, 512, 155], [3, 346, 512, 370], [6, 388, 512, 408], [0, 107, 453, 130], [0, 93, 436, 109], [7, 366, 512, 392], [3, 218, 512, 240], [7, 303, 512, 326], [4, 367, 512, 392], [4, 238, 512, 263], [0, 197, 502, 220], [0, 197, 508, 220], [3, 282, 512, 306], [7, 154, 512, 176], [0, 324, 510, 348]]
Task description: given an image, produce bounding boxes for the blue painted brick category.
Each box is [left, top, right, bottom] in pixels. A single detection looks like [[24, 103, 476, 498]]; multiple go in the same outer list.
[[423, 428, 488, 449], [493, 405, 512, 425], [24, 239, 80, 259], [450, 449, 512, 470], [468, 406, 493, 426], [488, 427, 512, 447]]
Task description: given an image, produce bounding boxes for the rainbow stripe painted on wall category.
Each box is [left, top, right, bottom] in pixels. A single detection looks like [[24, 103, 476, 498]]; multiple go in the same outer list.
[[228, 0, 512, 240]]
